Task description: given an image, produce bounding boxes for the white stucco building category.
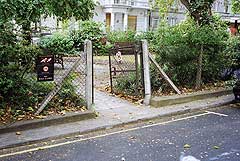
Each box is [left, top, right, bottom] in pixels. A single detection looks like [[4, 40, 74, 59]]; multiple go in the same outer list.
[[40, 0, 240, 32], [92, 0, 186, 32], [92, 0, 240, 32]]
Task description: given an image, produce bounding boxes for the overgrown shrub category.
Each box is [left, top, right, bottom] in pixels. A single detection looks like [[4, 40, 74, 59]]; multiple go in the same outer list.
[[115, 73, 141, 95], [0, 21, 54, 116], [0, 21, 87, 119], [47, 73, 85, 109], [107, 30, 137, 43], [225, 36, 240, 69], [39, 33, 75, 55], [0, 43, 47, 115], [70, 20, 104, 55], [151, 18, 229, 89], [135, 31, 157, 51]]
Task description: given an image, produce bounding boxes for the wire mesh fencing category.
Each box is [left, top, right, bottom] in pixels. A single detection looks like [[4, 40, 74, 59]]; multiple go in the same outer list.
[[35, 39, 94, 115], [34, 51, 89, 114]]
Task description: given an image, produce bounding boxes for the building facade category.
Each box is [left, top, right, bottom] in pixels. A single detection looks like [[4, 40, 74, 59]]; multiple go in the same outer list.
[[40, 0, 240, 32], [92, 0, 240, 32]]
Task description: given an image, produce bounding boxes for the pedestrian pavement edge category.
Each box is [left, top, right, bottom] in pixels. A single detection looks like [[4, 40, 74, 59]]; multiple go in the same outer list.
[[150, 88, 232, 108], [0, 110, 97, 135], [0, 95, 234, 151]]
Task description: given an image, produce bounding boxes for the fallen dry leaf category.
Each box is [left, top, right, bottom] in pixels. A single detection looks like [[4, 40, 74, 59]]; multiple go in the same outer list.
[[149, 121, 154, 124], [16, 132, 21, 135], [75, 135, 83, 138], [213, 146, 220, 149], [60, 110, 66, 115], [184, 144, 191, 149], [80, 108, 86, 112], [35, 115, 47, 119], [17, 117, 23, 121], [129, 136, 136, 140]]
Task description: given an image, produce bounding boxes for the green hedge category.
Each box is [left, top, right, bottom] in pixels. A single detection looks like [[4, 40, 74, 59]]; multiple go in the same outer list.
[[148, 18, 229, 90], [39, 33, 76, 55], [70, 20, 106, 55]]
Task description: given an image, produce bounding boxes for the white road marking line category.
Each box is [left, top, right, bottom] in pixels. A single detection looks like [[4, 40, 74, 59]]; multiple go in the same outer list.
[[205, 111, 228, 117], [0, 112, 211, 158]]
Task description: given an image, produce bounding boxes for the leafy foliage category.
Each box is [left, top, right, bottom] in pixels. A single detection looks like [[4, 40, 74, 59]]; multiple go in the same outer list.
[[0, 0, 96, 43], [150, 18, 229, 88], [45, 0, 95, 21], [39, 33, 75, 54], [0, 0, 95, 118], [232, 0, 240, 13], [70, 20, 105, 54], [0, 0, 95, 22], [153, 0, 176, 18], [0, 0, 44, 24], [0, 41, 45, 113], [48, 74, 85, 109], [107, 30, 137, 43], [225, 36, 240, 69], [115, 73, 140, 95]]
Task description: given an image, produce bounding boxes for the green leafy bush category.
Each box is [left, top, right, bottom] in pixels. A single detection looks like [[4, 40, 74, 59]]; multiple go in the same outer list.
[[0, 21, 55, 116], [225, 36, 240, 69], [70, 20, 104, 54], [151, 18, 229, 89], [0, 43, 48, 114], [107, 30, 137, 43], [104, 30, 143, 56], [48, 74, 85, 109], [39, 33, 75, 55], [115, 73, 139, 95]]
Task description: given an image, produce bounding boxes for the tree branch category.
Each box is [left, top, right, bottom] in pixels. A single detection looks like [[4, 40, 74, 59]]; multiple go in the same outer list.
[[179, 0, 191, 11]]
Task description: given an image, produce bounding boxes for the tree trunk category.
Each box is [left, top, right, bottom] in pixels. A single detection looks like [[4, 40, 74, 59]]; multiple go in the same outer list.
[[22, 22, 32, 45], [195, 44, 203, 89]]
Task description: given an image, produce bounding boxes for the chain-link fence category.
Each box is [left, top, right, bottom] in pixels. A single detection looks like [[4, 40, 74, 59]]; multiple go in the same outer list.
[[35, 40, 93, 114], [109, 42, 144, 96]]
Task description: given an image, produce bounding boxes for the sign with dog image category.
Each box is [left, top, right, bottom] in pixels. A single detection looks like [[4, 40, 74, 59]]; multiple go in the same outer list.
[[37, 55, 54, 81]]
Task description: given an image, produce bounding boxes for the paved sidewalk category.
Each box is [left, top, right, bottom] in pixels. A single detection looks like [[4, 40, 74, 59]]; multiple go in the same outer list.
[[0, 89, 234, 150]]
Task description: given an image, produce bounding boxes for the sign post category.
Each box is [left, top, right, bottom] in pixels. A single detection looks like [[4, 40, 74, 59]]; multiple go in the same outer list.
[[37, 55, 54, 81]]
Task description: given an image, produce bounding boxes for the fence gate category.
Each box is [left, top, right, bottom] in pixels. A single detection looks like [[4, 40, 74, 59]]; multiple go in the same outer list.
[[109, 42, 144, 96], [36, 40, 93, 114]]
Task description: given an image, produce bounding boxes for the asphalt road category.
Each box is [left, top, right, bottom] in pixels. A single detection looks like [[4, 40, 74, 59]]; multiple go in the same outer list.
[[1, 104, 240, 161]]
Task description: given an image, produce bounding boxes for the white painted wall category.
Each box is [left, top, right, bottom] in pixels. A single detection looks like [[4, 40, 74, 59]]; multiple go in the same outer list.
[[93, 6, 105, 23], [128, 9, 148, 32], [114, 13, 124, 31], [41, 17, 57, 31]]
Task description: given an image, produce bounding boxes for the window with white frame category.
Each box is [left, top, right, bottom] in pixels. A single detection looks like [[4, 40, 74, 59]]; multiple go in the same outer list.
[[152, 18, 159, 30]]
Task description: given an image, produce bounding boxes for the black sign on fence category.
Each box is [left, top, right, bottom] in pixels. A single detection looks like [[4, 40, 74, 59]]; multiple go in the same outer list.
[[37, 55, 54, 81]]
